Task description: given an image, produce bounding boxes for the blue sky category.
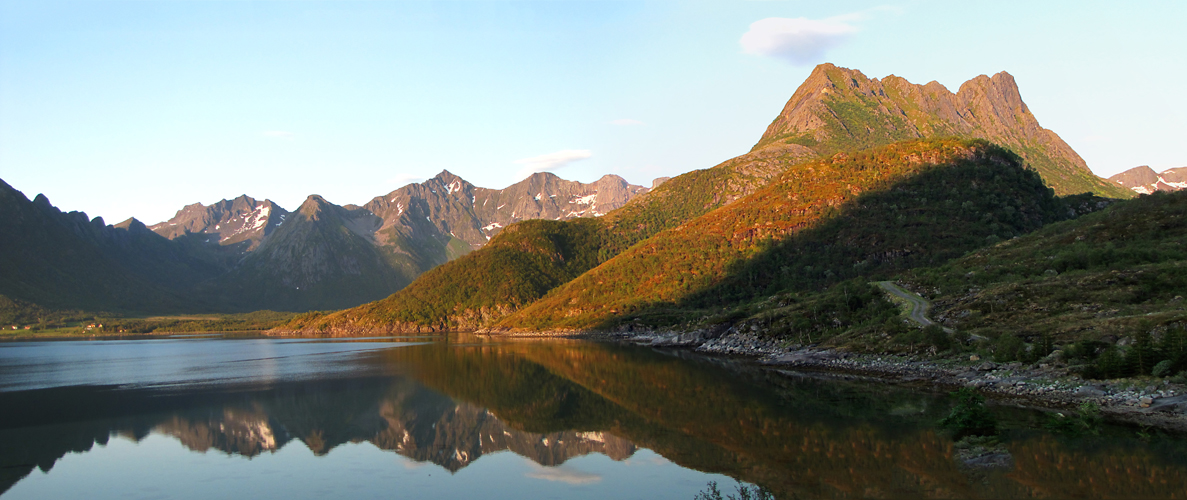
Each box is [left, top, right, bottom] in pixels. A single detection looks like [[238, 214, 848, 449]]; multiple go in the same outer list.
[[2, 0, 1184, 224]]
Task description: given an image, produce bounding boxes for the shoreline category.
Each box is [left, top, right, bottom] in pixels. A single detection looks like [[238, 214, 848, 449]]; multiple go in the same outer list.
[[596, 328, 1187, 433], [0, 330, 268, 341]]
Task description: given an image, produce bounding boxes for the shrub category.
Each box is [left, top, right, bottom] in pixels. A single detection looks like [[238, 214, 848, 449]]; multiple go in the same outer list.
[[993, 333, 1026, 362], [939, 388, 997, 437]]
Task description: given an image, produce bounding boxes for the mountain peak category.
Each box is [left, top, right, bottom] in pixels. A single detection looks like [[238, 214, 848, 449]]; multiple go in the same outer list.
[[113, 217, 148, 232], [432, 170, 463, 184], [299, 194, 331, 213], [750, 64, 1129, 197]]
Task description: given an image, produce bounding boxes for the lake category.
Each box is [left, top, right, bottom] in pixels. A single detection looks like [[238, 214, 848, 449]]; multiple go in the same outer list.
[[1, 334, 1185, 499]]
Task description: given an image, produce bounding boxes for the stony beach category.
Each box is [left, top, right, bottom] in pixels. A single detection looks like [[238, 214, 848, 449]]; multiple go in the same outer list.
[[604, 327, 1187, 433]]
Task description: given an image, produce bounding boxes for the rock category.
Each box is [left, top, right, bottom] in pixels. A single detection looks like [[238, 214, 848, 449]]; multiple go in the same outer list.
[[975, 362, 998, 371], [1076, 385, 1105, 397], [962, 452, 1014, 470], [1148, 395, 1187, 413]]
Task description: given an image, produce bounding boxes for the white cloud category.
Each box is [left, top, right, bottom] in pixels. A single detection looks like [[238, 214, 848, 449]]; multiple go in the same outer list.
[[263, 130, 295, 140], [513, 149, 592, 179], [740, 16, 859, 65], [610, 118, 645, 126], [525, 463, 601, 485], [386, 173, 425, 187]]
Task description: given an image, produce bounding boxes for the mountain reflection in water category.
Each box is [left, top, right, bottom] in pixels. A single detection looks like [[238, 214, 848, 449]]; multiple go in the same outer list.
[[2, 336, 1186, 499]]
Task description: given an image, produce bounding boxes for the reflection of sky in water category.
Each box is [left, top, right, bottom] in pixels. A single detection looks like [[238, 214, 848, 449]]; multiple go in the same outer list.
[[4, 337, 1185, 499], [0, 338, 424, 392], [2, 436, 725, 500]]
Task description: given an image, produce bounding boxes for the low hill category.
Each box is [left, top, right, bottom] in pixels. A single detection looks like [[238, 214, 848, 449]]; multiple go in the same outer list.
[[492, 138, 1072, 331]]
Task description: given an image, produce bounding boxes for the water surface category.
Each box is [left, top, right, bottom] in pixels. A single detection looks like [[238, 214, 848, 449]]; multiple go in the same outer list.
[[1, 335, 1184, 499]]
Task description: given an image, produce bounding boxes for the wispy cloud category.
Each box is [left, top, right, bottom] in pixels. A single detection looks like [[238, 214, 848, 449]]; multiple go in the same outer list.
[[610, 118, 645, 126], [386, 173, 425, 187], [263, 130, 295, 140], [740, 16, 856, 65], [514, 149, 592, 179], [525, 463, 601, 485]]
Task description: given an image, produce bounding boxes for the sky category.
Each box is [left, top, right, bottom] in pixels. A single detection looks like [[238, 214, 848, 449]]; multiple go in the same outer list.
[[1, 0, 1184, 225]]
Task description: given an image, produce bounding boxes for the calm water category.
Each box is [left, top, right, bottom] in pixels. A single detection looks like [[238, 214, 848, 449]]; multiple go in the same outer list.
[[1, 335, 1185, 499]]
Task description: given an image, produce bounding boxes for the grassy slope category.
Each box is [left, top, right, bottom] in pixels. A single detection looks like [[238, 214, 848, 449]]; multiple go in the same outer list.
[[901, 190, 1187, 359], [495, 138, 1069, 331], [691, 190, 1187, 380]]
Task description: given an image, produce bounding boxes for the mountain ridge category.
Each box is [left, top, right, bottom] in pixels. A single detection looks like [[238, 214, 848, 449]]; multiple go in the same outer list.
[[0, 171, 651, 313], [752, 64, 1131, 198]]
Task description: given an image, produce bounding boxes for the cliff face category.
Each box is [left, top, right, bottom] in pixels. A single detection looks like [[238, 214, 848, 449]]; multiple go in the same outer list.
[[753, 63, 1131, 198]]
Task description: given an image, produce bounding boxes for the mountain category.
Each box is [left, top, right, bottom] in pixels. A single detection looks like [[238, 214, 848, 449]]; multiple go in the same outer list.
[[752, 63, 1132, 199], [0, 171, 649, 314], [1108, 165, 1187, 194], [209, 194, 412, 311], [0, 179, 229, 312], [205, 171, 648, 311], [275, 143, 822, 334], [149, 195, 288, 251], [276, 64, 1125, 334]]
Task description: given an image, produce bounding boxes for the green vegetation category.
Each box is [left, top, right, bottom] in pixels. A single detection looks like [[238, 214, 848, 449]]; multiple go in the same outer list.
[[282, 219, 605, 332], [1044, 401, 1103, 436], [694, 482, 774, 500], [278, 142, 819, 333], [939, 388, 998, 438], [900, 190, 1187, 375], [0, 296, 296, 336], [94, 310, 298, 334], [497, 138, 1069, 331]]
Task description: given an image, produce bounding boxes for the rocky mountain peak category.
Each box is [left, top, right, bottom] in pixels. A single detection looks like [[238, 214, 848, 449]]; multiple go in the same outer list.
[[751, 63, 1128, 198], [298, 195, 333, 219], [150, 193, 289, 250]]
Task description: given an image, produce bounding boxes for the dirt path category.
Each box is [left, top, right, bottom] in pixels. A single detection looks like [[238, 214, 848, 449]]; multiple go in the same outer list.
[[875, 281, 936, 327]]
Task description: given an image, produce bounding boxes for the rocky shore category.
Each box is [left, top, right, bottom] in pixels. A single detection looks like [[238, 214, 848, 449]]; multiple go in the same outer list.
[[604, 327, 1187, 433]]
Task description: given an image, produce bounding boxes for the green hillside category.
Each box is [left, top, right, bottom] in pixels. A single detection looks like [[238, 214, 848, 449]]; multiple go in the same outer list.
[[494, 138, 1070, 331], [899, 190, 1187, 376]]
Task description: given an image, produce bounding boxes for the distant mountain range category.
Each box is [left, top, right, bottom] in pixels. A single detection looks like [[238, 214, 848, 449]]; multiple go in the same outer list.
[[0, 171, 650, 313], [1108, 165, 1187, 194]]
